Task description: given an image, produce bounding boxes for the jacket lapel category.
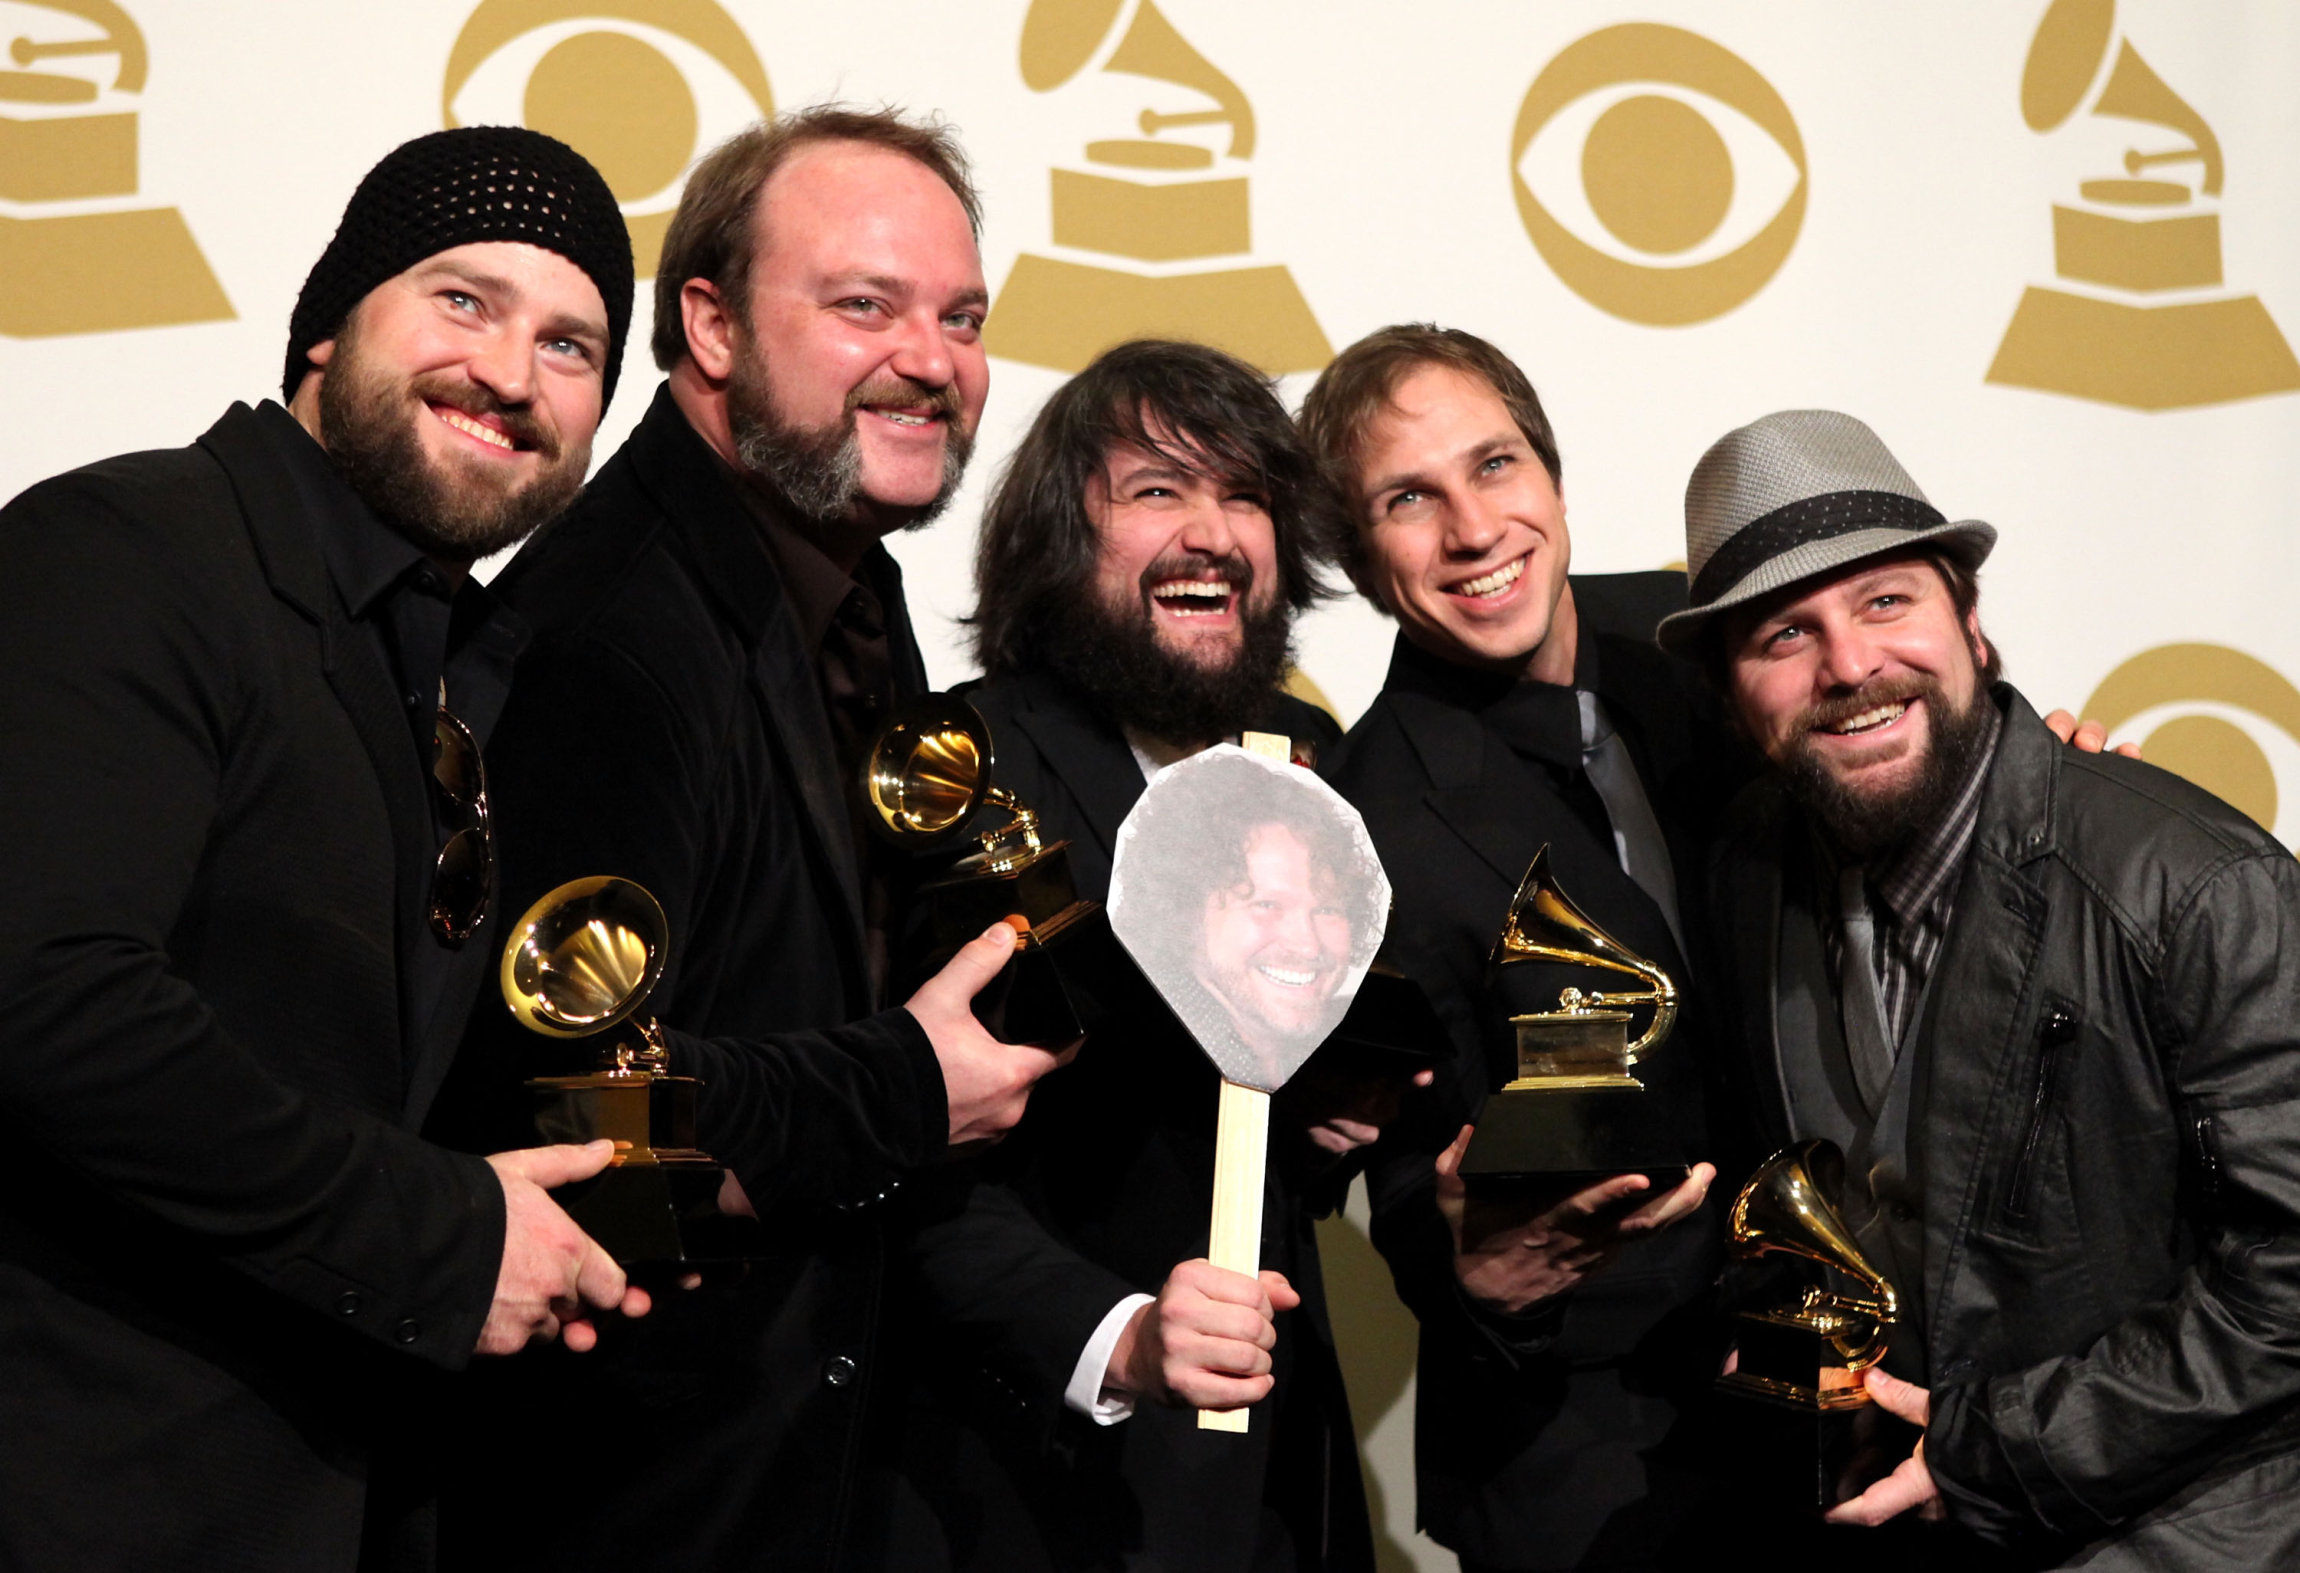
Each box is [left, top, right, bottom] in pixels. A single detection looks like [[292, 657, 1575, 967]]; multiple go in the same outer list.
[[627, 399, 869, 965], [1006, 676, 1148, 866], [1396, 682, 1691, 984], [199, 405, 436, 1104]]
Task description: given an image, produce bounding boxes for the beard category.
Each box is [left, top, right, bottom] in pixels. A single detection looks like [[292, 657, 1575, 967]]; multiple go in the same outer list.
[[726, 348, 973, 534], [1037, 552, 1296, 747], [1776, 675, 1997, 861], [317, 322, 583, 561]]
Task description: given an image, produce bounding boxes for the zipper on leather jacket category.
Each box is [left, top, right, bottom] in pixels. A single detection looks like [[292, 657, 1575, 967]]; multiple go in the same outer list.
[[2002, 1004, 2079, 1223]]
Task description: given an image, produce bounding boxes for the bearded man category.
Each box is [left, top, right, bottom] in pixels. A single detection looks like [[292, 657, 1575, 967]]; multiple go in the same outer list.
[[432, 108, 1118, 1573], [1678, 410, 2300, 1569], [863, 338, 1403, 1573], [0, 127, 650, 1572]]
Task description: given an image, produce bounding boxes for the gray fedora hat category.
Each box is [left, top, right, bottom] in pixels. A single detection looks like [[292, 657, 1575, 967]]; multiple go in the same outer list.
[[1655, 410, 1995, 655]]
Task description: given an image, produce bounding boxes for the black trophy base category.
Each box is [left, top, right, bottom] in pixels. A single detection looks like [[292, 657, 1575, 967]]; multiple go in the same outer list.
[[912, 845, 1135, 1045], [1458, 1082, 1688, 1188], [1713, 1382, 1867, 1512], [526, 1073, 762, 1266], [552, 1160, 766, 1268]]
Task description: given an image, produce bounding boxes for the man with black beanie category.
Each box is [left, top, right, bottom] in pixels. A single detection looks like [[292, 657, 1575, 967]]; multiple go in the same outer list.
[[0, 125, 642, 1572]]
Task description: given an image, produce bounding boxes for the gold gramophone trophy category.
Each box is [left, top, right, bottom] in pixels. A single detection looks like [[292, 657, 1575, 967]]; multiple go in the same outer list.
[[1459, 846, 1684, 1182], [1715, 1140, 1902, 1507], [500, 875, 760, 1265], [864, 695, 1124, 1043], [986, 0, 1330, 374], [1, 1, 233, 337], [1986, 0, 2300, 410]]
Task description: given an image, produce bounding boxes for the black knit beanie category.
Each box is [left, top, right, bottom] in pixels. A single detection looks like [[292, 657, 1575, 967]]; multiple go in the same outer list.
[[284, 125, 635, 410]]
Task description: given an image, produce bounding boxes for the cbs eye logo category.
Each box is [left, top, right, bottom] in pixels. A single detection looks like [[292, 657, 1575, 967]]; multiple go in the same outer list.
[[443, 0, 774, 276], [1509, 23, 1806, 326], [2086, 643, 2300, 844]]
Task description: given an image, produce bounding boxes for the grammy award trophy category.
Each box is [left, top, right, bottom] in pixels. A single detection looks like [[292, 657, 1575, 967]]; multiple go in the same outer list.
[[1458, 846, 1684, 1184], [1715, 1139, 1902, 1509], [864, 695, 1129, 1044], [499, 875, 761, 1266]]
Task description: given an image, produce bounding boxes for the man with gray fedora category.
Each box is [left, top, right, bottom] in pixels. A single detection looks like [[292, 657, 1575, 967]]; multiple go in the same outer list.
[[1671, 409, 2300, 1567]]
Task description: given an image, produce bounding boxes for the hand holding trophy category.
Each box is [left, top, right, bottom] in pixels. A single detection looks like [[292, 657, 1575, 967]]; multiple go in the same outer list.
[[864, 695, 1124, 1044], [1715, 1139, 1903, 1509], [498, 876, 762, 1266]]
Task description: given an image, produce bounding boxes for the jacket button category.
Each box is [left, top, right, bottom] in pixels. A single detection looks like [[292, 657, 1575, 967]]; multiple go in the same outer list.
[[336, 1291, 363, 1317], [824, 1355, 858, 1389], [394, 1318, 421, 1345]]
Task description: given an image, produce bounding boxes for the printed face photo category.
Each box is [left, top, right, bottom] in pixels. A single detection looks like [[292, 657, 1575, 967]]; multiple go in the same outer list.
[[1107, 746, 1390, 1091]]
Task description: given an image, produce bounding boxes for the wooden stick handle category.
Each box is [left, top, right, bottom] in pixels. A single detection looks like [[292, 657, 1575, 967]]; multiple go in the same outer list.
[[1198, 1077, 1270, 1433]]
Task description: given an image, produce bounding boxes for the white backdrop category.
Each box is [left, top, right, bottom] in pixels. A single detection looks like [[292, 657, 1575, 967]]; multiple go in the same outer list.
[[6, 5, 2297, 1565]]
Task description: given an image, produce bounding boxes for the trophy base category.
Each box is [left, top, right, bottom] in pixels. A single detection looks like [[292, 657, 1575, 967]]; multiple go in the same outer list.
[[984, 252, 1333, 375], [526, 1071, 763, 1266], [1458, 1081, 1686, 1187], [1986, 285, 2300, 411], [1713, 1308, 1892, 1511], [1712, 1383, 1870, 1512], [551, 1159, 765, 1268], [916, 844, 1130, 1044]]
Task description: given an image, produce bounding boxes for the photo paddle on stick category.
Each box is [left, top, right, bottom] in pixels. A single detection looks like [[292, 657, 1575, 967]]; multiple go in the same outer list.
[[1106, 735, 1390, 1431]]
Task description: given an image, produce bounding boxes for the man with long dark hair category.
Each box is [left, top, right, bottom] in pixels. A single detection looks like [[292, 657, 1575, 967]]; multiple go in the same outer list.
[[873, 339, 1402, 1572]]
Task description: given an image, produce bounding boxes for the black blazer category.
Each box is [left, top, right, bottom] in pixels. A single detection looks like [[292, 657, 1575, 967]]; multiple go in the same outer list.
[[865, 666, 1374, 1573], [0, 405, 507, 1572], [1326, 574, 1747, 1570], [435, 388, 1097, 1573]]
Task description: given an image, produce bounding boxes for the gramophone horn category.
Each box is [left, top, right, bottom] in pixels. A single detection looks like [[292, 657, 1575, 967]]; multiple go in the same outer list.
[[865, 696, 997, 845], [500, 876, 668, 1040], [1730, 1140, 1901, 1357]]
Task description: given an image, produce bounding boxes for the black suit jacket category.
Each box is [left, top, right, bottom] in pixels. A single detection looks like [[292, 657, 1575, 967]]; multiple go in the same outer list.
[[868, 666, 1374, 1573], [1327, 575, 1749, 1571], [0, 405, 507, 1572], [436, 387, 1102, 1573]]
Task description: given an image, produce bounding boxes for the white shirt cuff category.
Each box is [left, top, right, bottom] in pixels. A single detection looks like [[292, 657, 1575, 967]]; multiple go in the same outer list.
[[1065, 1293, 1157, 1424]]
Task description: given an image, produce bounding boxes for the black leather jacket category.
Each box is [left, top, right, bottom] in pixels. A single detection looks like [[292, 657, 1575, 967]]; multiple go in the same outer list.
[[1712, 687, 2300, 1568]]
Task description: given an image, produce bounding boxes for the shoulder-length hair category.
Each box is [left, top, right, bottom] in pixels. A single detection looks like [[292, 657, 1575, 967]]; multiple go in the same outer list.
[[970, 339, 1337, 677]]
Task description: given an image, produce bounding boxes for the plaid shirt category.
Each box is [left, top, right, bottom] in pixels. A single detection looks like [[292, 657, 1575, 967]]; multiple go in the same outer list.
[[1831, 700, 2004, 1048]]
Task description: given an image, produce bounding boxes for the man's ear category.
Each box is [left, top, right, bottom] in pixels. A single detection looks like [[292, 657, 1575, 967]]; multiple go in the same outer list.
[[681, 278, 737, 382], [1965, 606, 1991, 673]]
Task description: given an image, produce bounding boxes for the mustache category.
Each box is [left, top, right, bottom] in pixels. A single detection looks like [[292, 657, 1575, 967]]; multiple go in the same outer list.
[[845, 373, 963, 424], [412, 373, 555, 459], [1137, 549, 1256, 601], [1799, 675, 1936, 735]]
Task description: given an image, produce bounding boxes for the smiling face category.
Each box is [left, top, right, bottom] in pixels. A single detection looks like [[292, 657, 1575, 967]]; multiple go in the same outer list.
[[1088, 432, 1281, 672], [1353, 363, 1572, 680], [300, 240, 608, 561], [1196, 822, 1354, 1061], [723, 140, 988, 534], [1725, 553, 1993, 854]]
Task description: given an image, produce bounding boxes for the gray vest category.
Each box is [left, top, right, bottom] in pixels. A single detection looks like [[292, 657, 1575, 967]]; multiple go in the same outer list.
[[1773, 836, 1931, 1382]]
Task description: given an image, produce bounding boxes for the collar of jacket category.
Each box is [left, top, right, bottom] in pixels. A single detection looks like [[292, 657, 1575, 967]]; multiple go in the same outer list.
[[1379, 611, 1603, 789], [193, 401, 463, 1115]]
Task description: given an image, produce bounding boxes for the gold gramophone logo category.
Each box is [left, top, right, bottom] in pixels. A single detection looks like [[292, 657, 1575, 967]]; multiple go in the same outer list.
[[1509, 24, 1806, 327], [2085, 644, 2300, 842], [444, 0, 774, 277], [1987, 0, 2300, 410], [0, 0, 232, 337], [986, 0, 1330, 375]]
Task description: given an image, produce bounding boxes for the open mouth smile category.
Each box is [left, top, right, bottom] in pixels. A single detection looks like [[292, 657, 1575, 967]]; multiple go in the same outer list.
[[1150, 577, 1238, 619], [1816, 700, 1911, 737], [1445, 553, 1527, 602], [1255, 961, 1321, 988], [431, 403, 523, 454], [861, 405, 945, 431]]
